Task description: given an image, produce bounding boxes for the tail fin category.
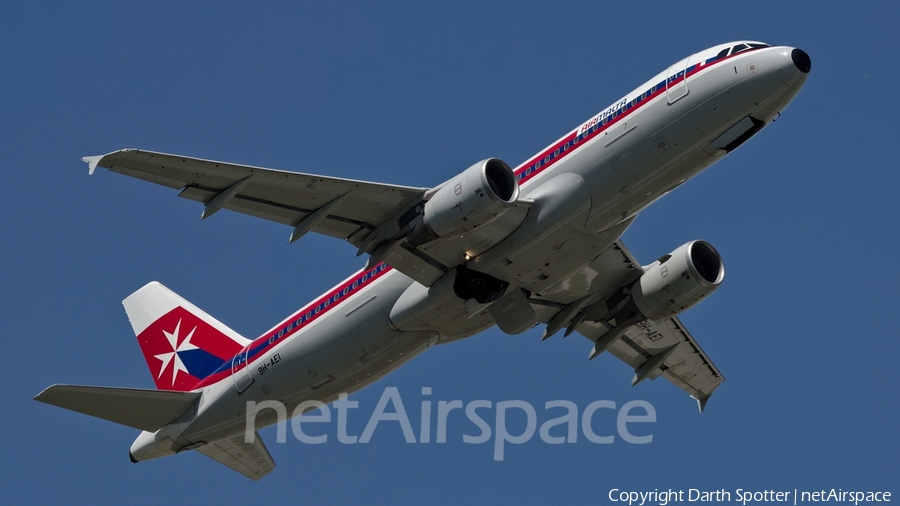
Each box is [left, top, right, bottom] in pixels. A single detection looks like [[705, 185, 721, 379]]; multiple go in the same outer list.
[[124, 282, 250, 391]]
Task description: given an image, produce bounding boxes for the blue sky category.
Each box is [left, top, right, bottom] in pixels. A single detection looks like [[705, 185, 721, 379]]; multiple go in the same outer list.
[[3, 2, 897, 504]]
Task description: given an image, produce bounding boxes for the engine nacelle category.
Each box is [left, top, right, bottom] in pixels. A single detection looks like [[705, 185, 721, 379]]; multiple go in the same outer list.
[[631, 241, 725, 321], [408, 158, 519, 246]]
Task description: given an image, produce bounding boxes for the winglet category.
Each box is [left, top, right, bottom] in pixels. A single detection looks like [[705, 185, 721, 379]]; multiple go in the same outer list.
[[82, 155, 104, 175], [692, 394, 711, 413]]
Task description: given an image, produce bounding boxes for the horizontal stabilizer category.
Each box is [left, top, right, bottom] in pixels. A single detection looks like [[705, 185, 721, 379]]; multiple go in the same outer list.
[[34, 384, 200, 432], [197, 432, 275, 481]]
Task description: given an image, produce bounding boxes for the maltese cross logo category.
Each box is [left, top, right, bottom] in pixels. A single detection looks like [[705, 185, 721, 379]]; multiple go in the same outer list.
[[154, 319, 199, 386]]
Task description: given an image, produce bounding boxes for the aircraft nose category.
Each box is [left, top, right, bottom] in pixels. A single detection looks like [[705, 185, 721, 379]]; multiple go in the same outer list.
[[773, 46, 810, 85], [791, 48, 811, 73]]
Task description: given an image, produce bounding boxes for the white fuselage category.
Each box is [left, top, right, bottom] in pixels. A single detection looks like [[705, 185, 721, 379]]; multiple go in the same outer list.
[[131, 42, 808, 460]]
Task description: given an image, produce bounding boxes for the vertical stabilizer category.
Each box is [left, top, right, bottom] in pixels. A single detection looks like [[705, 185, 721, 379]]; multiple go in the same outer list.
[[123, 282, 251, 391]]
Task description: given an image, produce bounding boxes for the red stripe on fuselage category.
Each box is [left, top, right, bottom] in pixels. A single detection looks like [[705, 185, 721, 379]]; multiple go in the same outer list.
[[194, 263, 393, 389], [513, 46, 764, 185]]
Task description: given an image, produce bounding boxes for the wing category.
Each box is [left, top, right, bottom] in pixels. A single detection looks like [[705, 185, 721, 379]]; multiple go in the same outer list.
[[532, 240, 724, 411], [196, 432, 276, 481], [576, 315, 724, 411], [84, 149, 427, 247]]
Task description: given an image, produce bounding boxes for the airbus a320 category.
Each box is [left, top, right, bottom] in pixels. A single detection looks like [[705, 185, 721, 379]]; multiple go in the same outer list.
[[36, 41, 810, 480]]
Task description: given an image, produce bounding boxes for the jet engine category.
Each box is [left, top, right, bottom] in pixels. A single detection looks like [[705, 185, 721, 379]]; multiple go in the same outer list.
[[407, 158, 519, 246], [631, 241, 725, 321]]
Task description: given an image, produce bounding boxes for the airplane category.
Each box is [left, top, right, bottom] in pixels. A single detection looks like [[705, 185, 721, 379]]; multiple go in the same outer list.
[[36, 41, 810, 480]]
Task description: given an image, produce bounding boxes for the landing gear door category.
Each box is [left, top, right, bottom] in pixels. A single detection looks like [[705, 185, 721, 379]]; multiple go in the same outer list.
[[666, 55, 691, 104], [232, 344, 253, 394]]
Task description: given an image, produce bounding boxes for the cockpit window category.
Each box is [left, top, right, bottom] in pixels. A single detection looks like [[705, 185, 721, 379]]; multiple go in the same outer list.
[[715, 43, 769, 60]]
